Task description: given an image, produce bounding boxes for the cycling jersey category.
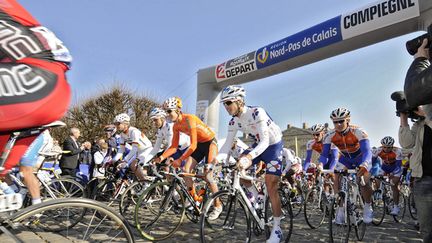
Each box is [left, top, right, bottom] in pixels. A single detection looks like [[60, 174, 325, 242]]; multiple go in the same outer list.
[[161, 114, 215, 162], [113, 127, 152, 165], [146, 120, 190, 163], [219, 106, 284, 176], [219, 106, 282, 160], [304, 139, 339, 171], [0, 0, 72, 172], [373, 146, 403, 176], [281, 148, 301, 175], [321, 125, 372, 170], [20, 130, 53, 167]]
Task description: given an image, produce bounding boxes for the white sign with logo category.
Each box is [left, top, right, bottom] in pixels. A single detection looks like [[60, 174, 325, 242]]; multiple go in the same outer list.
[[196, 100, 209, 123]]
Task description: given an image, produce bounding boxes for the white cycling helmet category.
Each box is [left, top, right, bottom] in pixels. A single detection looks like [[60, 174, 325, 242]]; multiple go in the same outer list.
[[381, 136, 395, 147], [149, 107, 167, 119], [220, 85, 246, 103], [330, 107, 351, 121], [310, 124, 325, 133], [114, 113, 130, 123], [163, 97, 182, 110], [292, 156, 302, 165]]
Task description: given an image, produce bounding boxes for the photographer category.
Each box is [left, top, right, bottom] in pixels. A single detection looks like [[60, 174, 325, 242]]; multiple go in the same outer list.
[[399, 39, 432, 242]]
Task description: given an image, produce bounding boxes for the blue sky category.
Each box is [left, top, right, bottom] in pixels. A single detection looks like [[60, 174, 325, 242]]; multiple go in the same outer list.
[[20, 0, 422, 146]]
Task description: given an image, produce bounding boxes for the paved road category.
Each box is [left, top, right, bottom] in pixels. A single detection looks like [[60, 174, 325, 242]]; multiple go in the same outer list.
[[0, 206, 422, 243]]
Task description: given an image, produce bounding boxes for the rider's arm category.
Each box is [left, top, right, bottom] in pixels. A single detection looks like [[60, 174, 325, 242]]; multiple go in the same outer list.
[[354, 128, 372, 169], [359, 139, 372, 169], [145, 131, 163, 163], [328, 147, 339, 170], [123, 143, 138, 165], [160, 126, 179, 160], [178, 117, 197, 161], [248, 112, 271, 159], [303, 149, 312, 171], [318, 132, 332, 166], [112, 134, 126, 162], [112, 144, 124, 162], [319, 144, 330, 165], [218, 118, 238, 160]]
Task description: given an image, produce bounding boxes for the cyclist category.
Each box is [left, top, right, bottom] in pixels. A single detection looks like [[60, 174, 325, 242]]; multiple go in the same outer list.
[[218, 85, 284, 243], [0, 0, 72, 173], [373, 136, 403, 215], [304, 124, 339, 172], [143, 107, 190, 167], [155, 97, 222, 219], [320, 108, 373, 224], [112, 113, 152, 182]]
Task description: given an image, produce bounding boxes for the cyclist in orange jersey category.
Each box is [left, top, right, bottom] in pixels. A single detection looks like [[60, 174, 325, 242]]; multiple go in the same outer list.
[[155, 97, 222, 220]]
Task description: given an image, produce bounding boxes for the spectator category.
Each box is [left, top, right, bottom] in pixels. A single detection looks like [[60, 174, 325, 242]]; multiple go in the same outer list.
[[93, 141, 109, 179], [400, 38, 432, 242], [59, 128, 90, 176]]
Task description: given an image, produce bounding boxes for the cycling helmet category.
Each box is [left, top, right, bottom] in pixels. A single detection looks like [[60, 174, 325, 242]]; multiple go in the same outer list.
[[163, 97, 182, 110], [310, 124, 325, 133], [381, 136, 395, 147], [149, 107, 167, 119], [220, 85, 246, 103], [114, 113, 130, 123], [330, 108, 351, 120]]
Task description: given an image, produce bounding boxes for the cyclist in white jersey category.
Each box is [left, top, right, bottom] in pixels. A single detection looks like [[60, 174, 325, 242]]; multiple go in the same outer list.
[[218, 85, 284, 243], [112, 113, 152, 181], [144, 108, 190, 166]]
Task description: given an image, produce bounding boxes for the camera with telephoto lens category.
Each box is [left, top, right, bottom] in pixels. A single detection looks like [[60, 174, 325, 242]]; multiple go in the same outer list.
[[391, 91, 420, 120], [406, 25, 432, 57]]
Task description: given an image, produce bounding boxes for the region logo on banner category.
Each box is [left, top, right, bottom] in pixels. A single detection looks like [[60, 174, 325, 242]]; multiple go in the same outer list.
[[215, 51, 257, 82], [341, 0, 419, 40], [255, 16, 342, 69]]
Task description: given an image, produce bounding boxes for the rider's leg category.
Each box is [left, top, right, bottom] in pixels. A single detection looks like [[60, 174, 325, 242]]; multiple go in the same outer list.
[[20, 165, 41, 204], [183, 158, 198, 199], [391, 175, 401, 205], [266, 174, 282, 217], [204, 141, 221, 207], [130, 160, 146, 181]]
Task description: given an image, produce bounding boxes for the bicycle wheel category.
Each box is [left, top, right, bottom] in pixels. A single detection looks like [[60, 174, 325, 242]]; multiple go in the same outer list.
[[42, 178, 86, 199], [134, 181, 185, 241], [354, 194, 366, 241], [92, 179, 118, 206], [304, 188, 327, 229], [371, 189, 385, 226], [200, 190, 251, 243], [8, 198, 134, 242], [408, 192, 417, 220], [282, 192, 293, 242], [329, 195, 350, 243], [392, 195, 406, 223], [291, 189, 304, 218], [119, 181, 151, 224]]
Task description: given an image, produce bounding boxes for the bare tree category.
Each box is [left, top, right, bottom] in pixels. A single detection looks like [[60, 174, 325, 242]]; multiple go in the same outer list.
[[52, 85, 160, 143]]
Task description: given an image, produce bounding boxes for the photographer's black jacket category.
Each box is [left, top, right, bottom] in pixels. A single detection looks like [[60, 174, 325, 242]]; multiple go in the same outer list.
[[405, 57, 432, 107]]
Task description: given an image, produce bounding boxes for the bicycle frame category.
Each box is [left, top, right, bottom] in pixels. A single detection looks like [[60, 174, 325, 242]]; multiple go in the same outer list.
[[334, 169, 364, 226], [229, 169, 268, 230]]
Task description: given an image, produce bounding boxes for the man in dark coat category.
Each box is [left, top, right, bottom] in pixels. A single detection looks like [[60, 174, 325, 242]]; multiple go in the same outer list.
[[59, 127, 90, 176]]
